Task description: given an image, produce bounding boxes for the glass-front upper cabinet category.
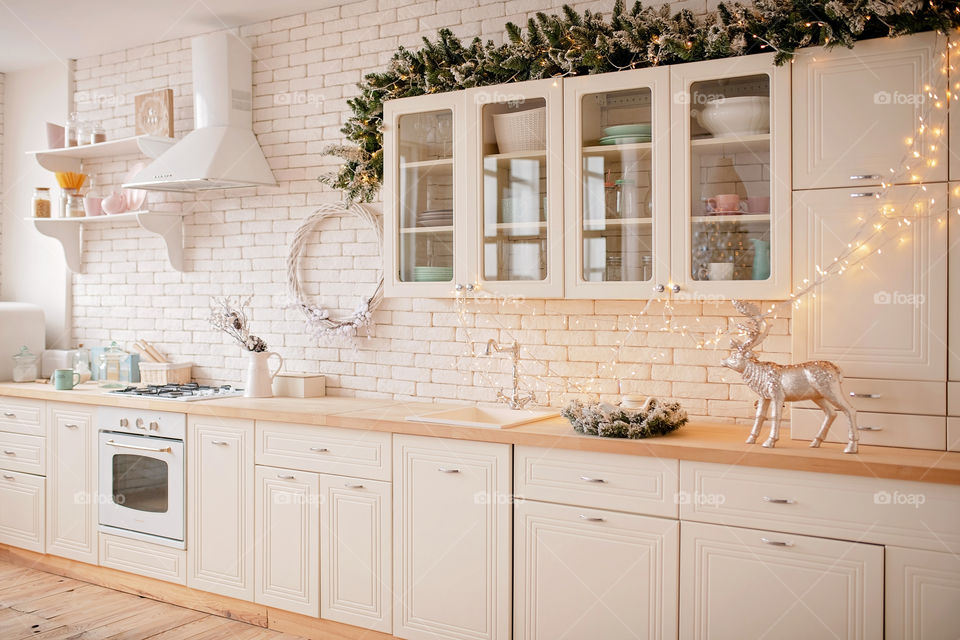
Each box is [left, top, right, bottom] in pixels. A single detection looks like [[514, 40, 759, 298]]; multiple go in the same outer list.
[[563, 67, 670, 299], [670, 54, 791, 300], [384, 91, 467, 297], [467, 79, 564, 298]]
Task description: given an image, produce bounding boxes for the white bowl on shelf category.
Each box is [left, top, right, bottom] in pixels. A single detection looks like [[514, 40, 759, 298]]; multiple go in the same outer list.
[[694, 96, 770, 137]]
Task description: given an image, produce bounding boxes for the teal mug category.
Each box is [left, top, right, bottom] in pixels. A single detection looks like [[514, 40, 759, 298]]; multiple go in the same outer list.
[[51, 369, 80, 390]]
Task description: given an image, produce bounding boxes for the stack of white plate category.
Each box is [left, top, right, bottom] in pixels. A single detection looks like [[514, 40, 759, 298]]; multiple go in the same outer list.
[[413, 266, 453, 282], [598, 124, 652, 145], [417, 209, 453, 227]]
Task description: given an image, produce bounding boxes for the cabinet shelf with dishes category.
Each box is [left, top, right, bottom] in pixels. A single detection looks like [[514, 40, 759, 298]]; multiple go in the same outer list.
[[384, 52, 789, 298], [28, 211, 186, 272]]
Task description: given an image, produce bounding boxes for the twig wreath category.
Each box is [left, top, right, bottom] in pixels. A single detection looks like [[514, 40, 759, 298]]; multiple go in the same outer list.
[[287, 202, 384, 341]]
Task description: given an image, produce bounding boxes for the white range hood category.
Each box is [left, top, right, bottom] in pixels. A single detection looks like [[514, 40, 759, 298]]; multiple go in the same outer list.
[[124, 32, 275, 192]]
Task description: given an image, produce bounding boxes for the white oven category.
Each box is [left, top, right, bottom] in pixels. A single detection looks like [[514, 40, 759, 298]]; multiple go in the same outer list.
[[98, 407, 185, 548]]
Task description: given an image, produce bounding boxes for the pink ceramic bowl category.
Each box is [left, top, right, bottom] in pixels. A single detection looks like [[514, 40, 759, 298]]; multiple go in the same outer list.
[[83, 196, 104, 217], [101, 192, 127, 215]]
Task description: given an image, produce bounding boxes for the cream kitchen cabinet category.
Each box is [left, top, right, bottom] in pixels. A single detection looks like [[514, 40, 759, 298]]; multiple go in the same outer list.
[[670, 52, 792, 300], [681, 520, 883, 640], [562, 66, 672, 299], [886, 546, 960, 639], [393, 434, 510, 640], [792, 184, 948, 383], [793, 31, 948, 190], [187, 416, 254, 600], [514, 499, 678, 640], [0, 469, 44, 553], [45, 403, 97, 563], [320, 474, 391, 634], [255, 465, 320, 617]]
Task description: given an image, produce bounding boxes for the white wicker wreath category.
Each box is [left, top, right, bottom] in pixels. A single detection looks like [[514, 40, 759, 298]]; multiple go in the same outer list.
[[286, 202, 384, 341]]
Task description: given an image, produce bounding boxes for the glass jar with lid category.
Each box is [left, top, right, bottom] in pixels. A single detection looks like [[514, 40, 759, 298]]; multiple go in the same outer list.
[[97, 341, 128, 388], [65, 112, 79, 147], [11, 346, 39, 383], [76, 121, 91, 146], [32, 188, 51, 218], [72, 345, 92, 383], [89, 121, 106, 144], [66, 192, 85, 218]]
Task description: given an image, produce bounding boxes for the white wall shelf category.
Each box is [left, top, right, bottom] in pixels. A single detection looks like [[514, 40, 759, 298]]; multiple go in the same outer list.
[[27, 135, 176, 172], [28, 211, 186, 272]]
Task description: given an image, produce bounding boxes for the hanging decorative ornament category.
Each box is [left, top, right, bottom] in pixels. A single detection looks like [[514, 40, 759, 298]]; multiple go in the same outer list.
[[286, 202, 384, 342], [722, 300, 860, 453]]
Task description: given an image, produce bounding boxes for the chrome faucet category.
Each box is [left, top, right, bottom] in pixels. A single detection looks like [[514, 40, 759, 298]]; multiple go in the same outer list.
[[484, 339, 535, 409]]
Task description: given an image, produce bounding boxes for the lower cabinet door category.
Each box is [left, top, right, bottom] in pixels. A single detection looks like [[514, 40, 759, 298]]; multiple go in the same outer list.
[[320, 475, 391, 633], [0, 470, 44, 553], [885, 546, 960, 639], [393, 434, 511, 640], [515, 500, 679, 640], [255, 465, 319, 616], [680, 521, 883, 640], [187, 417, 254, 600], [46, 403, 97, 563]]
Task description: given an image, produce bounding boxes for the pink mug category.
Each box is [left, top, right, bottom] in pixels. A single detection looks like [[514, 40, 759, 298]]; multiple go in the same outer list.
[[706, 194, 742, 214], [101, 192, 127, 215]]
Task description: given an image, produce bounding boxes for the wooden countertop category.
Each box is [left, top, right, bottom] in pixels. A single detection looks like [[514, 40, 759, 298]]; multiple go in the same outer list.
[[3, 382, 959, 485]]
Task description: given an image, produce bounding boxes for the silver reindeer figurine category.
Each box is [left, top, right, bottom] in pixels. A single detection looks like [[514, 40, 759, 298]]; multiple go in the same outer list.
[[721, 301, 859, 454]]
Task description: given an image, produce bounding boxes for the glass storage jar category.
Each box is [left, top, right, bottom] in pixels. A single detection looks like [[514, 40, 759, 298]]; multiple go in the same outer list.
[[65, 193, 85, 218], [32, 188, 51, 218], [97, 341, 128, 388], [11, 346, 39, 383]]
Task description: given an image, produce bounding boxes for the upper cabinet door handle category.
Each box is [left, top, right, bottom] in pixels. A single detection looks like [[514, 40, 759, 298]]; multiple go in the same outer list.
[[849, 392, 882, 399], [310, 447, 329, 453], [579, 476, 607, 483], [438, 467, 460, 473], [849, 174, 881, 180], [762, 496, 795, 504]]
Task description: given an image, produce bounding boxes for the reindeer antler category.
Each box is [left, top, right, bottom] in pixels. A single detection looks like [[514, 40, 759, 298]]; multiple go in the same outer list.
[[731, 300, 769, 353]]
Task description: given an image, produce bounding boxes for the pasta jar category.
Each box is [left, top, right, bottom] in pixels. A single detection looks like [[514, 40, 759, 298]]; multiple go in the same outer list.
[[32, 187, 51, 218]]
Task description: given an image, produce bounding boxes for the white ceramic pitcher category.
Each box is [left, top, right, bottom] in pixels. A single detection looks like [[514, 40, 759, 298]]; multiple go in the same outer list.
[[244, 351, 283, 398]]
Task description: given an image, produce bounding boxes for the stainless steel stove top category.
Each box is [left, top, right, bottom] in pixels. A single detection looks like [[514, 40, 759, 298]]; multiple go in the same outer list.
[[108, 383, 243, 402]]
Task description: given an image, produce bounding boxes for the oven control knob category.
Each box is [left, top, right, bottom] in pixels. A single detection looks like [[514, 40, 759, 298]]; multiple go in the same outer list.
[[119, 418, 129, 428], [149, 422, 159, 431], [135, 418, 145, 429]]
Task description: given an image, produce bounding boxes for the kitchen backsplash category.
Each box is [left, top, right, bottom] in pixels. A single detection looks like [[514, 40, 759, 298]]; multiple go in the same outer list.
[[69, 0, 791, 423]]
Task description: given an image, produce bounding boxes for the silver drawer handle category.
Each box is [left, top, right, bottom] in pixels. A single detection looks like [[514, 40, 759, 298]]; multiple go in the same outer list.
[[850, 192, 877, 198], [211, 440, 229, 445], [579, 515, 605, 522], [3, 412, 15, 418], [3, 450, 15, 455], [344, 482, 365, 489], [858, 426, 883, 431], [762, 496, 795, 504], [438, 467, 460, 473], [850, 392, 882, 399], [105, 440, 172, 454], [579, 476, 607, 483], [2, 474, 13, 480], [849, 174, 881, 180], [310, 447, 329, 452], [65, 424, 79, 429], [277, 474, 296, 480], [761, 537, 793, 547]]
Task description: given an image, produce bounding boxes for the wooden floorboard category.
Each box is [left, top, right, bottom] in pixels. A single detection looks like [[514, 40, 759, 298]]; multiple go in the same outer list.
[[0, 558, 307, 640]]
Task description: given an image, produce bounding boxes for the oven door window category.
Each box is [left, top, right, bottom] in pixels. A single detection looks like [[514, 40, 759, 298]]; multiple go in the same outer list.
[[112, 454, 169, 513]]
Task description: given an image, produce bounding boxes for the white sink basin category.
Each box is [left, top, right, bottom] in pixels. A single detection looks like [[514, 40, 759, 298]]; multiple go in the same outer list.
[[406, 406, 559, 429]]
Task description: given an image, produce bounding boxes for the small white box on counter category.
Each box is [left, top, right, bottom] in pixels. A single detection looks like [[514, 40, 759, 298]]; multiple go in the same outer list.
[[272, 373, 325, 398]]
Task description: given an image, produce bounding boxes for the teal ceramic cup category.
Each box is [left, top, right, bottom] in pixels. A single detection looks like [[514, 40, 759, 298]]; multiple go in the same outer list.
[[52, 369, 80, 390]]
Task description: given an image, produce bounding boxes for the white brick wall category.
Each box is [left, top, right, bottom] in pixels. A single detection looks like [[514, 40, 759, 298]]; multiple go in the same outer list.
[[70, 1, 790, 424]]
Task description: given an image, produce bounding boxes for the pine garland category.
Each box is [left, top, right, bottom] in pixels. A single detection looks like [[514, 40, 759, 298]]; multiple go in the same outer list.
[[561, 397, 689, 439], [321, 0, 960, 202]]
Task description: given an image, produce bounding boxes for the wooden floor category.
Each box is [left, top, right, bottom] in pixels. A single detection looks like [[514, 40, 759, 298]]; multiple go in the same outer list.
[[0, 559, 307, 640]]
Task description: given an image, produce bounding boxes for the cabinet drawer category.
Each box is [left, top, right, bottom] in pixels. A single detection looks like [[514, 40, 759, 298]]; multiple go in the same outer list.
[[0, 432, 45, 474], [99, 533, 186, 585], [949, 382, 959, 416], [0, 470, 44, 553], [514, 446, 678, 518], [796, 378, 945, 416], [680, 460, 960, 554], [791, 407, 945, 450], [255, 421, 390, 481], [0, 398, 44, 436]]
